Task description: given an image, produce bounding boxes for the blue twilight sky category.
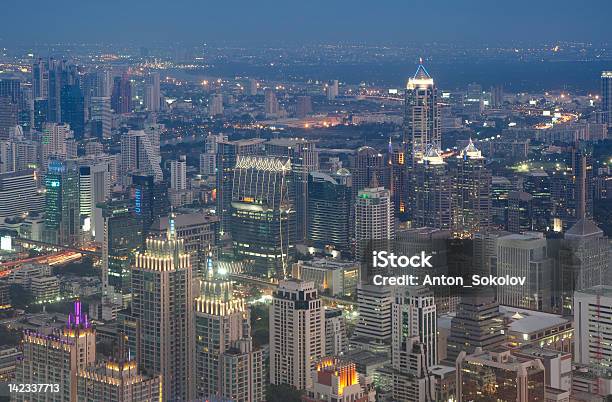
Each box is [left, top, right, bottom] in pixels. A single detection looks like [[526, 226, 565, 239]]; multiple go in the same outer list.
[[1, 0, 611, 45]]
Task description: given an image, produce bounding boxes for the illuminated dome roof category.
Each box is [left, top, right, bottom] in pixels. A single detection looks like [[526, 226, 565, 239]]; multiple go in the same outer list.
[[336, 167, 351, 176]]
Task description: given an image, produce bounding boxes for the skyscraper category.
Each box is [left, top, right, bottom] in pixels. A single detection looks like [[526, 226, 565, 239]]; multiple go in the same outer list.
[[413, 147, 452, 230], [60, 83, 85, 139], [392, 287, 438, 368], [231, 155, 294, 278], [264, 88, 280, 116], [353, 283, 394, 346], [41, 122, 76, 168], [308, 170, 353, 257], [144, 72, 161, 112], [15, 301, 96, 402], [130, 217, 195, 401], [45, 158, 81, 245], [497, 233, 552, 311], [446, 289, 505, 364], [270, 280, 324, 390], [0, 170, 45, 221], [111, 74, 132, 114], [89, 96, 112, 139], [131, 174, 170, 234], [170, 155, 187, 191], [355, 186, 394, 261], [349, 146, 387, 198], [215, 138, 265, 234], [194, 264, 265, 401], [560, 219, 610, 314], [0, 96, 18, 140], [266, 138, 319, 242], [120, 130, 162, 182], [452, 139, 491, 236], [601, 71, 612, 124], [208, 93, 224, 116], [403, 61, 440, 163]]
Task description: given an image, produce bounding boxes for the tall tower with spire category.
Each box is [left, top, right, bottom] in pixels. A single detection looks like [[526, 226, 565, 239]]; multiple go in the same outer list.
[[194, 259, 265, 401], [403, 59, 441, 164], [130, 211, 195, 401]]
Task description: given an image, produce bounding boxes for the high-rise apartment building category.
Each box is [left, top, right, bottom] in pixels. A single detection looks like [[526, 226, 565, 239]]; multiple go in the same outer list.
[[130, 218, 195, 401], [170, 155, 187, 191], [194, 265, 264, 401], [265, 88, 280, 116], [111, 74, 132, 114], [144, 72, 161, 112], [355, 186, 394, 261], [15, 301, 96, 402], [270, 280, 324, 390], [208, 93, 224, 116], [574, 286, 612, 368], [0, 169, 44, 221]]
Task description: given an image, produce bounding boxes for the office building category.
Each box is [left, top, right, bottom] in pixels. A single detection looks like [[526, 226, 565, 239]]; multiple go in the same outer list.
[[89, 96, 112, 139], [266, 137, 319, 242], [403, 62, 440, 163], [194, 264, 264, 401], [303, 358, 375, 402], [446, 290, 506, 364], [349, 146, 387, 198], [353, 283, 394, 346], [215, 138, 264, 234], [522, 171, 553, 232], [452, 139, 491, 236], [0, 97, 18, 140], [111, 74, 132, 114], [497, 233, 552, 311], [78, 158, 110, 237], [131, 174, 170, 234], [456, 348, 545, 402], [45, 159, 81, 245], [231, 155, 294, 278], [602, 71, 612, 124], [0, 169, 44, 221], [170, 155, 187, 191], [413, 147, 452, 230], [307, 170, 353, 256], [507, 190, 534, 233], [270, 280, 324, 390], [15, 301, 96, 402], [560, 219, 609, 314], [574, 286, 612, 367], [60, 83, 85, 139], [130, 218, 195, 401]]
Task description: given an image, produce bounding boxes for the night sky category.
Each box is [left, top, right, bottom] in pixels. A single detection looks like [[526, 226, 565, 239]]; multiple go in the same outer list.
[[2, 0, 611, 44]]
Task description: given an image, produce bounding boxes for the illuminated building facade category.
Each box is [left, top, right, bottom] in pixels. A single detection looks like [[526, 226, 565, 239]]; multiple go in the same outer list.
[[452, 139, 491, 236], [304, 358, 375, 402], [391, 336, 435, 402], [194, 265, 264, 401], [130, 218, 195, 401], [215, 138, 264, 234], [574, 286, 612, 368], [45, 158, 81, 245], [0, 169, 44, 220], [77, 360, 161, 402], [349, 146, 387, 199], [130, 174, 169, 235], [230, 155, 294, 278], [456, 348, 546, 402], [413, 147, 452, 230], [15, 301, 96, 402], [403, 62, 441, 164], [270, 280, 324, 390]]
